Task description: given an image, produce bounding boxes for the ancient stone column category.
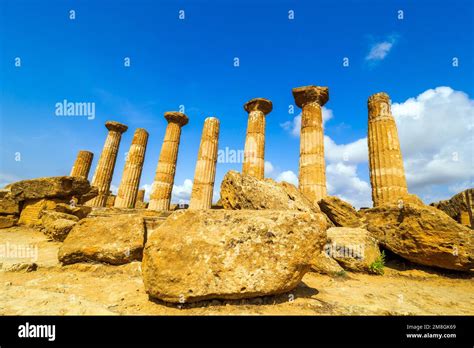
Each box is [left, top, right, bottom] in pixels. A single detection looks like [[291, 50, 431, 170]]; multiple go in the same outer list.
[[368, 92, 408, 207], [189, 117, 220, 210], [86, 121, 128, 207], [136, 189, 145, 203], [148, 112, 189, 211], [70, 150, 93, 179], [114, 128, 149, 208], [292, 85, 329, 204], [242, 98, 272, 179]]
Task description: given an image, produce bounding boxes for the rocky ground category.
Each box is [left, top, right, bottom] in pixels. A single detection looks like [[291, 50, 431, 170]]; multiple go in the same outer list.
[[1, 226, 472, 316]]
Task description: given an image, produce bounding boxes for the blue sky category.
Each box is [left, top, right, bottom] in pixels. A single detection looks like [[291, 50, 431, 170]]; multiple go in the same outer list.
[[1, 0, 473, 207]]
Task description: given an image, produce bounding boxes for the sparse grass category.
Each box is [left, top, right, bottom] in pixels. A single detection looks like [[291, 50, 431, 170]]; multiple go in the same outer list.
[[369, 251, 386, 275], [334, 270, 347, 278]]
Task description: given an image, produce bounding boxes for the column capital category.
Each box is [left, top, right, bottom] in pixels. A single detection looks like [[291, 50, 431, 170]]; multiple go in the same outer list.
[[165, 111, 189, 127], [292, 85, 329, 108], [105, 121, 128, 133], [244, 98, 273, 115]]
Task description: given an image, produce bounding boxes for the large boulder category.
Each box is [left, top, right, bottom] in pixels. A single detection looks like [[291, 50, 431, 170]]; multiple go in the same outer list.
[[318, 196, 363, 227], [430, 189, 473, 229], [142, 209, 328, 303], [220, 170, 320, 213], [40, 211, 79, 241], [362, 203, 474, 272], [58, 215, 145, 265], [0, 215, 18, 229], [5, 176, 92, 201], [18, 199, 62, 226], [325, 227, 381, 272], [310, 250, 344, 275]]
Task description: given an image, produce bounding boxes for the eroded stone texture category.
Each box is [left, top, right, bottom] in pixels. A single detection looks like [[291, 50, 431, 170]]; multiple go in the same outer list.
[[242, 98, 272, 180], [115, 129, 149, 208], [367, 93, 410, 207], [292, 86, 329, 204], [70, 151, 93, 179], [134, 189, 147, 208], [149, 112, 188, 211], [430, 188, 473, 229], [189, 117, 220, 210], [86, 121, 128, 207]]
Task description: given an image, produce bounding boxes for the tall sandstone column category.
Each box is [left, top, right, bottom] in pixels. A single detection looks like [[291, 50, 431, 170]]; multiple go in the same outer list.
[[148, 112, 188, 211], [292, 85, 329, 204], [367, 92, 409, 207], [136, 189, 145, 203], [242, 98, 272, 179], [114, 128, 149, 208], [70, 150, 93, 179], [86, 121, 128, 207], [189, 117, 220, 210]]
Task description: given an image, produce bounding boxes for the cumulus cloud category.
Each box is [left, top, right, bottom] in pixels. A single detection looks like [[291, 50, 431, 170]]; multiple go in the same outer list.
[[366, 36, 398, 61], [392, 86, 474, 200], [280, 107, 334, 137], [171, 179, 193, 203], [324, 136, 368, 164], [276, 170, 299, 186], [326, 162, 372, 208], [264, 161, 274, 175]]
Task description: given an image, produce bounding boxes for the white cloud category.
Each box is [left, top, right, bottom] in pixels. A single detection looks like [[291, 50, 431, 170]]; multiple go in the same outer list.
[[264, 161, 274, 175], [366, 36, 398, 61], [326, 162, 372, 208], [280, 107, 334, 137], [324, 136, 368, 164], [110, 184, 118, 195], [276, 170, 298, 186], [140, 184, 152, 202], [392, 87, 474, 200], [171, 178, 193, 203]]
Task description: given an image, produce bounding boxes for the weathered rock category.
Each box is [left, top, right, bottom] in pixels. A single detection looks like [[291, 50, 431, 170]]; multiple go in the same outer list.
[[5, 176, 92, 201], [0, 196, 20, 215], [325, 227, 381, 272], [18, 199, 63, 226], [0, 215, 18, 229], [310, 250, 344, 275], [41, 211, 79, 241], [58, 215, 145, 265], [220, 170, 320, 213], [54, 203, 92, 220], [362, 203, 474, 272], [78, 186, 98, 204], [142, 209, 328, 303], [430, 188, 473, 229], [318, 196, 363, 227]]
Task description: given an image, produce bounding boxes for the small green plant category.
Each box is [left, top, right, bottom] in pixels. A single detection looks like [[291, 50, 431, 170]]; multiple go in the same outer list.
[[369, 251, 386, 275], [334, 270, 347, 278]]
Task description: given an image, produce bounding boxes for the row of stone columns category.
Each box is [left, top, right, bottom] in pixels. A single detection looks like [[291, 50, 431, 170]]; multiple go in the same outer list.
[[70, 89, 410, 210]]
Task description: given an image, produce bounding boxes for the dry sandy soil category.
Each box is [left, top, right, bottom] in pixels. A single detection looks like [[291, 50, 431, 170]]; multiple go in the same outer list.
[[1, 226, 473, 315]]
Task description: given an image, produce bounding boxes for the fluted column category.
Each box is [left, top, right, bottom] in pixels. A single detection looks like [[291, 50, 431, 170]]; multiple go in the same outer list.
[[86, 121, 128, 207], [70, 150, 93, 179], [242, 98, 272, 179], [368, 92, 408, 207], [189, 117, 220, 210], [136, 189, 145, 203], [148, 112, 189, 211], [292, 85, 329, 204], [114, 128, 149, 208]]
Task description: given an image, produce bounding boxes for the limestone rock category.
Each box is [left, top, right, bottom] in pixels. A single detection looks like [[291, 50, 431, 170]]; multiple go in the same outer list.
[[142, 209, 328, 303], [318, 196, 363, 227], [325, 227, 381, 272], [54, 203, 92, 220], [58, 215, 145, 265], [41, 211, 79, 241], [220, 170, 320, 213], [18, 199, 63, 226], [430, 188, 473, 228], [310, 250, 344, 275], [0, 196, 20, 215], [0, 215, 18, 229], [5, 176, 92, 201], [362, 203, 474, 272]]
